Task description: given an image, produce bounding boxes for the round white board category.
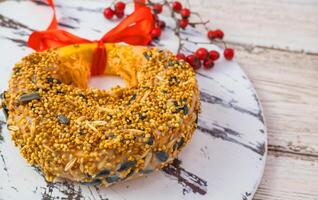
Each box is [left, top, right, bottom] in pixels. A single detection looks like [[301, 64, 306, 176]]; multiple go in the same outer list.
[[0, 1, 267, 200]]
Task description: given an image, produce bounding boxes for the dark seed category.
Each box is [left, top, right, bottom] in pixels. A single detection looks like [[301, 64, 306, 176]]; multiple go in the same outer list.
[[126, 118, 132, 125], [78, 93, 87, 100], [146, 136, 153, 145], [56, 90, 64, 94], [13, 67, 21, 74], [169, 76, 179, 86], [2, 104, 9, 120], [80, 179, 101, 186], [19, 92, 41, 103], [195, 114, 198, 124], [106, 175, 120, 183], [126, 169, 135, 178], [143, 52, 151, 60], [96, 169, 110, 178], [182, 105, 189, 115], [128, 94, 137, 105], [118, 160, 137, 172], [47, 77, 61, 84], [138, 113, 146, 121], [173, 137, 185, 150], [139, 169, 154, 174], [0, 91, 6, 99], [168, 60, 174, 66], [79, 129, 86, 135], [155, 151, 169, 162], [57, 114, 69, 124], [107, 132, 116, 139], [174, 105, 189, 115]]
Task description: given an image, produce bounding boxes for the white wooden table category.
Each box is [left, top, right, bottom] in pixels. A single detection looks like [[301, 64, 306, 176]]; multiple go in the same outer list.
[[187, 0, 318, 199]]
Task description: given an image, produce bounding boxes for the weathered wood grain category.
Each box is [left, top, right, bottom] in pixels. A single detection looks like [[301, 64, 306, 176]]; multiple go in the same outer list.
[[232, 42, 318, 157], [229, 32, 318, 200], [188, 0, 318, 53], [254, 151, 318, 200]]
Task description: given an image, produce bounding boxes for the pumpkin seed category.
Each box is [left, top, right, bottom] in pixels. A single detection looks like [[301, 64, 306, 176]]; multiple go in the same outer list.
[[118, 160, 136, 172], [96, 169, 110, 178], [174, 105, 189, 115], [106, 175, 120, 183], [80, 179, 101, 186], [57, 114, 69, 124], [19, 92, 41, 103], [139, 168, 154, 174], [146, 136, 153, 145], [155, 151, 169, 162]]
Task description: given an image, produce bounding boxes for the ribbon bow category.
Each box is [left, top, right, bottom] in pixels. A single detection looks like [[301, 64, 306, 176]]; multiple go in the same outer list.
[[28, 0, 153, 76]]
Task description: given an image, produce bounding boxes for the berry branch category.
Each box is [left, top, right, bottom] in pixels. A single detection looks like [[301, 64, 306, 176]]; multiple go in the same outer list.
[[103, 0, 235, 70]]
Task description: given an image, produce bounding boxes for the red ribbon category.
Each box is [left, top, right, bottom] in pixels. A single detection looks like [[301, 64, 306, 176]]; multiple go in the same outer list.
[[28, 0, 153, 76]]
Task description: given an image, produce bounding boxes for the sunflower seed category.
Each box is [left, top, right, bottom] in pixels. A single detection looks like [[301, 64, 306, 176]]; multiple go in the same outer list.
[[57, 115, 69, 124], [96, 169, 110, 178], [146, 136, 153, 145], [80, 179, 101, 186], [106, 175, 120, 183], [19, 93, 41, 103], [139, 168, 154, 174], [155, 151, 169, 162], [118, 160, 137, 172]]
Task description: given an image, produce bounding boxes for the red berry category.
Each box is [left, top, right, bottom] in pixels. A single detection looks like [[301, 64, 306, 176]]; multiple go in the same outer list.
[[115, 10, 124, 18], [115, 1, 126, 11], [103, 7, 114, 19], [172, 1, 182, 12], [151, 27, 161, 39], [224, 48, 234, 60], [153, 3, 163, 14], [209, 50, 220, 61], [179, 19, 189, 29], [152, 14, 158, 21], [176, 53, 186, 60], [203, 59, 214, 69], [195, 48, 208, 60], [207, 30, 217, 40], [186, 54, 201, 69], [214, 29, 224, 39], [181, 8, 190, 18], [157, 20, 166, 29]]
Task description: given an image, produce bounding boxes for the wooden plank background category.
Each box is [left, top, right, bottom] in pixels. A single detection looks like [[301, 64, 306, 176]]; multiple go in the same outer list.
[[187, 0, 318, 199]]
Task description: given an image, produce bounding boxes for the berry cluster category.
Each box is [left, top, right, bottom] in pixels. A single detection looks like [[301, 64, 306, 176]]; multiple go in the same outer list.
[[103, 1, 235, 70], [103, 1, 126, 19], [176, 47, 233, 70]]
